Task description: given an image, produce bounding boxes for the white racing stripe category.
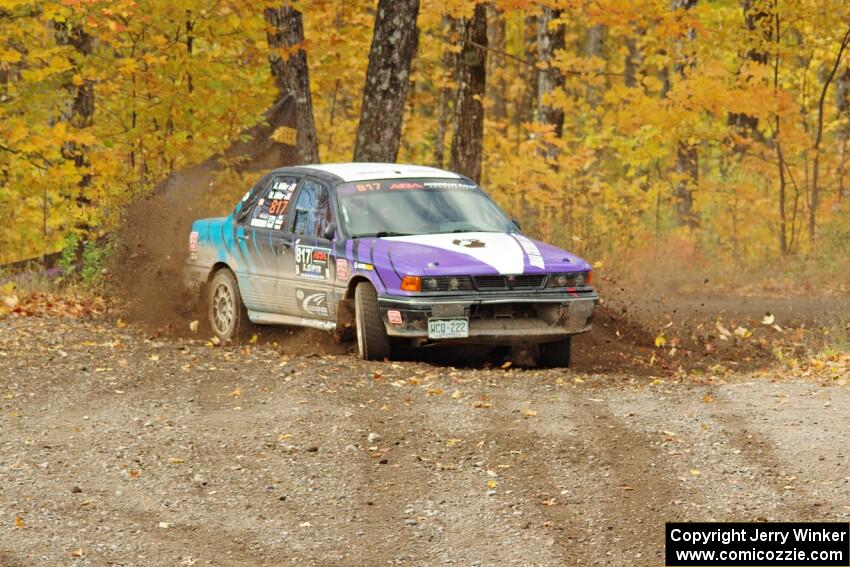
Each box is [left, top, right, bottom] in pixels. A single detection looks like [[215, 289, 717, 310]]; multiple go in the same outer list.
[[386, 232, 526, 274]]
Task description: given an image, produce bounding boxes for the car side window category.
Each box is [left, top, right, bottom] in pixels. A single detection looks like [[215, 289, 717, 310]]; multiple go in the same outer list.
[[292, 179, 333, 238], [248, 175, 299, 230]]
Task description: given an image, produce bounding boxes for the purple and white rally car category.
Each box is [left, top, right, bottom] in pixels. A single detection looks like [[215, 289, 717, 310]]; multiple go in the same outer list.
[[185, 163, 597, 366]]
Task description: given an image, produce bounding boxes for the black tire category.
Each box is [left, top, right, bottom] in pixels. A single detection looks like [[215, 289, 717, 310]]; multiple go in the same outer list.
[[207, 268, 250, 345], [540, 336, 572, 368], [354, 282, 391, 361]]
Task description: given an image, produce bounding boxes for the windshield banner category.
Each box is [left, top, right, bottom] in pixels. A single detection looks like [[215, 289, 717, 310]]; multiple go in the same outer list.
[[337, 178, 478, 197]]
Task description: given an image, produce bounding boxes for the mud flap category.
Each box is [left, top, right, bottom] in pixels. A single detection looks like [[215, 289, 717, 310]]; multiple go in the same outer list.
[[334, 298, 356, 343]]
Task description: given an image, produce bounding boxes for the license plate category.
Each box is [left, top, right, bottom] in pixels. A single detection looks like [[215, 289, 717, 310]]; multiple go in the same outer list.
[[428, 318, 469, 339]]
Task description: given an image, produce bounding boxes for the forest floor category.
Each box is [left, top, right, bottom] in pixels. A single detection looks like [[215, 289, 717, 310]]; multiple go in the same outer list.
[[1, 291, 849, 566]]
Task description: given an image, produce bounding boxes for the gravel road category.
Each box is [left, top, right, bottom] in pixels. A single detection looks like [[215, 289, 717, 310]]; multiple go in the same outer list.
[[1, 316, 849, 566]]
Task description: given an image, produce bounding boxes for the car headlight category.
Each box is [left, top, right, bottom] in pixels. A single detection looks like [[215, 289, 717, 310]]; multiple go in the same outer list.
[[423, 277, 440, 291], [546, 271, 592, 288]]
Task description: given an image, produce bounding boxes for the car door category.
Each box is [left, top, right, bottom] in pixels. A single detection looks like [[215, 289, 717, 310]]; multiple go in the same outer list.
[[279, 177, 337, 326], [234, 174, 300, 314]]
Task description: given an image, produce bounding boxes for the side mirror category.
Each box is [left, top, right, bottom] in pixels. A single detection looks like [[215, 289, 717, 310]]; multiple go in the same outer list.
[[323, 223, 336, 241], [512, 218, 522, 232]]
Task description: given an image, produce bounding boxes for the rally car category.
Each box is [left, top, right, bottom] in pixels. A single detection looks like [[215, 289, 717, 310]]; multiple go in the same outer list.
[[184, 163, 597, 366]]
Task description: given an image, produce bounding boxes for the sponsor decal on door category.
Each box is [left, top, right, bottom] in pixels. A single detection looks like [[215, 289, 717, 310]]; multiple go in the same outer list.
[[295, 288, 330, 318], [295, 245, 331, 280]]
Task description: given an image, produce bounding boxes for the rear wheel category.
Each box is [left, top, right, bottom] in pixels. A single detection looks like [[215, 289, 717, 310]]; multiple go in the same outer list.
[[540, 336, 572, 368], [208, 268, 249, 344], [354, 282, 391, 361]]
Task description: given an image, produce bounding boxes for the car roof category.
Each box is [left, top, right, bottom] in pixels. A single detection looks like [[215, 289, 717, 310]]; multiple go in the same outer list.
[[291, 163, 462, 183]]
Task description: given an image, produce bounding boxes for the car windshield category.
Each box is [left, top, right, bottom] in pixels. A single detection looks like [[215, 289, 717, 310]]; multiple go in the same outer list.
[[336, 178, 515, 238]]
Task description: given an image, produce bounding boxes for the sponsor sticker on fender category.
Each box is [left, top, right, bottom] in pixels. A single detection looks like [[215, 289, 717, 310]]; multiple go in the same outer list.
[[188, 231, 199, 260], [387, 310, 403, 325]]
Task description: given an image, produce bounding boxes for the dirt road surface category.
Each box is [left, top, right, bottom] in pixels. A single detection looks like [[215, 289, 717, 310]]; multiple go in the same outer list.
[[1, 316, 849, 566]]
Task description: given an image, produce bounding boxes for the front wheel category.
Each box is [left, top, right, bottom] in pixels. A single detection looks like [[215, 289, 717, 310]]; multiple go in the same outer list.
[[354, 282, 391, 361], [207, 268, 249, 344], [540, 336, 572, 368]]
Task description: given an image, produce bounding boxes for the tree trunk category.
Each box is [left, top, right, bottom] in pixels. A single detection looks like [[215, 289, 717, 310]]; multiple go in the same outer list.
[[53, 21, 95, 233], [728, 0, 772, 141], [537, 7, 565, 160], [434, 15, 459, 168], [353, 0, 420, 163], [486, 5, 507, 132], [836, 66, 850, 202], [450, 3, 487, 183], [264, 6, 320, 164], [584, 24, 605, 106], [808, 26, 850, 242], [517, 13, 538, 127], [772, 9, 788, 255], [671, 0, 699, 228], [624, 36, 643, 88], [54, 23, 94, 156]]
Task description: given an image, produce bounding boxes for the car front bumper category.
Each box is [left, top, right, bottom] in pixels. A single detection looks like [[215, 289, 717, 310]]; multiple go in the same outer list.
[[377, 290, 598, 345]]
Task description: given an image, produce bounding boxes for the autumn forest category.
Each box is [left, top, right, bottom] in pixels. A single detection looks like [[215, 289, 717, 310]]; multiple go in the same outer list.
[[2, 0, 850, 278]]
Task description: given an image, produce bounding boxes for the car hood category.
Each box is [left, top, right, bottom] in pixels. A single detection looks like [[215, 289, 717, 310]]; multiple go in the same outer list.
[[355, 232, 591, 278]]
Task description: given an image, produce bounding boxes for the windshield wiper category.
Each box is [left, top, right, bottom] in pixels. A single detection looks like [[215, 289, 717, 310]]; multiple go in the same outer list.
[[352, 231, 413, 238]]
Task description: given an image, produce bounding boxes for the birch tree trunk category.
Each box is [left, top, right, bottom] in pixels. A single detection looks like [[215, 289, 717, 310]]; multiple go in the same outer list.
[[537, 7, 565, 160], [265, 6, 320, 164], [353, 0, 420, 163]]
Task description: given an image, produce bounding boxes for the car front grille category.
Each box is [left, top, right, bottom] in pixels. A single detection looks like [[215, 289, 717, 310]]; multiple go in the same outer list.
[[511, 275, 547, 289], [471, 274, 546, 291], [423, 275, 548, 292]]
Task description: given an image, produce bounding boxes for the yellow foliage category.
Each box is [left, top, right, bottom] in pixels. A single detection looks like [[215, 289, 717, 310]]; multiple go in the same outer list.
[[1, 0, 850, 270]]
